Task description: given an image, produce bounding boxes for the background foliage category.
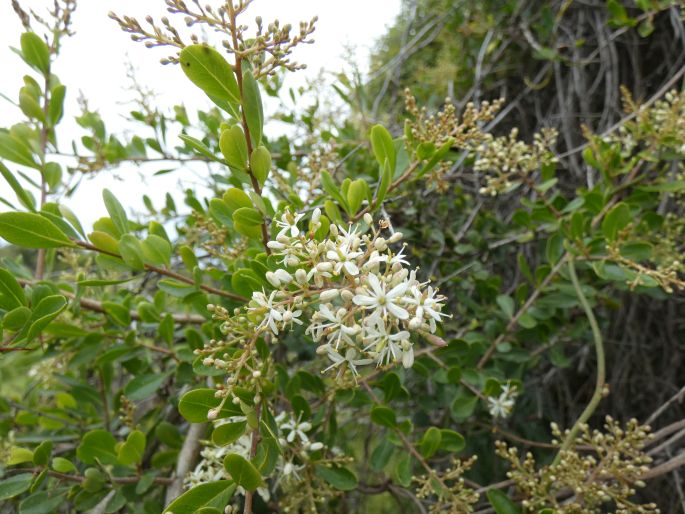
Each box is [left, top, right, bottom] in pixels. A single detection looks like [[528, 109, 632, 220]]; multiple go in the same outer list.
[[0, 0, 684, 513]]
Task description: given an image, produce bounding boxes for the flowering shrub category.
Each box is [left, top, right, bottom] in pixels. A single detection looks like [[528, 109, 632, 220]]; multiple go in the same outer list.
[[0, 1, 684, 513]]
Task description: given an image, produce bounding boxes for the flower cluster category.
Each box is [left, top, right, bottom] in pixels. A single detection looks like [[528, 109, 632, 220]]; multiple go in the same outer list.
[[246, 210, 449, 378], [185, 412, 325, 498]]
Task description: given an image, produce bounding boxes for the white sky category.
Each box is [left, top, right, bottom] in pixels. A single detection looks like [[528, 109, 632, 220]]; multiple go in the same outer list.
[[0, 0, 400, 230]]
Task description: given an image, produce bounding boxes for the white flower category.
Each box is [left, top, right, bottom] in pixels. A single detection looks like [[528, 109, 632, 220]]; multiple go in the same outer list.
[[306, 305, 358, 349], [353, 274, 410, 320], [487, 383, 518, 419], [362, 320, 412, 367], [404, 284, 447, 332], [275, 210, 305, 238], [325, 247, 362, 276], [322, 346, 374, 376], [249, 290, 284, 335], [279, 417, 312, 445]]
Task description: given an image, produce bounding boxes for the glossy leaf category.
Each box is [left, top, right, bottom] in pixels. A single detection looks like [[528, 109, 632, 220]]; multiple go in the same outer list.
[[20, 32, 50, 74], [242, 70, 264, 145], [223, 453, 263, 491], [179, 45, 240, 105], [0, 212, 74, 248], [163, 480, 236, 514]]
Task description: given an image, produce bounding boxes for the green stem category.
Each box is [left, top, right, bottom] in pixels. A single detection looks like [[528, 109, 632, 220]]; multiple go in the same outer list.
[[552, 258, 606, 466]]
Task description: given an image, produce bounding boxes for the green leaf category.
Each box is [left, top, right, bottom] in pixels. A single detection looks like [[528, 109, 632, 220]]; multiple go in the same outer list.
[[220, 125, 248, 171], [117, 430, 146, 466], [320, 170, 348, 212], [0, 267, 27, 310], [25, 295, 67, 341], [419, 427, 442, 458], [3, 306, 31, 331], [102, 301, 131, 326], [250, 146, 271, 187], [118, 234, 145, 270], [142, 234, 172, 267], [638, 180, 685, 192], [375, 159, 392, 207], [51, 457, 76, 474], [486, 489, 522, 514], [0, 161, 35, 211], [0, 129, 39, 169], [48, 84, 66, 126], [242, 70, 264, 145], [76, 429, 118, 465], [102, 189, 129, 236], [346, 179, 366, 215], [450, 391, 478, 420], [178, 134, 220, 161], [18, 489, 68, 514], [496, 294, 514, 319], [369, 439, 394, 471], [232, 207, 262, 227], [601, 202, 630, 241], [223, 454, 263, 491], [231, 268, 262, 297], [89, 230, 119, 254], [0, 212, 74, 248], [370, 405, 397, 428], [179, 45, 240, 105], [439, 429, 465, 452], [0, 474, 33, 501], [212, 421, 247, 446], [163, 480, 236, 514], [392, 455, 412, 487], [223, 188, 252, 213], [20, 32, 50, 74], [178, 388, 241, 423], [370, 124, 396, 173], [314, 464, 358, 491], [19, 90, 44, 121], [124, 372, 171, 402], [32, 440, 53, 466]]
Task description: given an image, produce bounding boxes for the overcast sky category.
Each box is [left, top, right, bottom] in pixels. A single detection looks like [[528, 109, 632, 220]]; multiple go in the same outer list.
[[0, 0, 400, 230]]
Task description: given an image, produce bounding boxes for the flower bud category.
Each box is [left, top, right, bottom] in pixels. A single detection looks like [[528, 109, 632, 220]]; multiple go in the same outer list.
[[388, 232, 403, 243], [408, 317, 422, 330], [274, 269, 293, 284], [312, 208, 321, 224], [286, 255, 299, 267], [309, 441, 324, 451], [203, 357, 215, 366], [340, 289, 354, 302], [267, 240, 286, 250], [295, 268, 308, 284], [319, 289, 339, 301], [374, 238, 387, 251], [252, 370, 262, 378], [207, 408, 219, 420], [266, 271, 281, 287], [316, 262, 333, 272], [329, 224, 339, 237]]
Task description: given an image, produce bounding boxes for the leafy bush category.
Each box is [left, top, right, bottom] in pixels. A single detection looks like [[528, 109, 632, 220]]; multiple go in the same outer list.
[[0, 1, 684, 513]]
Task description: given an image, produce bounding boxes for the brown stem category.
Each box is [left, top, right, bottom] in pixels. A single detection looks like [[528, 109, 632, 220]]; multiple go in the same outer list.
[[6, 467, 174, 485], [17, 278, 206, 325], [227, 3, 271, 255], [73, 240, 246, 302], [243, 402, 262, 514]]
